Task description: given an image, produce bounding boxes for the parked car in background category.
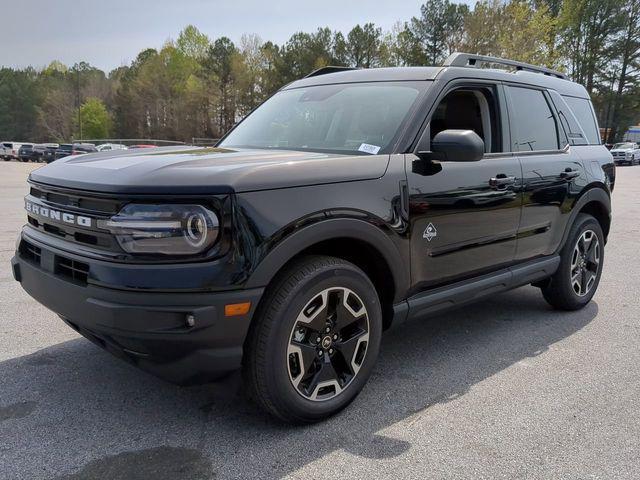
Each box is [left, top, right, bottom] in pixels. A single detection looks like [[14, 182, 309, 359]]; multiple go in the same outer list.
[[1, 142, 24, 161], [610, 142, 640, 166], [52, 143, 98, 161], [31, 144, 59, 162], [18, 144, 35, 162], [96, 143, 128, 152], [43, 146, 59, 163]]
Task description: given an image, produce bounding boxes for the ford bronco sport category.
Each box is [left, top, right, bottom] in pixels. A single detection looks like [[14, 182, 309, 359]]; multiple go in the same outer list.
[[12, 53, 614, 423]]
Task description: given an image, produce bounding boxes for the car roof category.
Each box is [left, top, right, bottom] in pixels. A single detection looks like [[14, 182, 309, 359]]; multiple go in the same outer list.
[[284, 65, 588, 99]]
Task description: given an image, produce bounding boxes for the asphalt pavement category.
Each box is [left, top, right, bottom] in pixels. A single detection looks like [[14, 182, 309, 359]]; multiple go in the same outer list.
[[0, 161, 638, 479]]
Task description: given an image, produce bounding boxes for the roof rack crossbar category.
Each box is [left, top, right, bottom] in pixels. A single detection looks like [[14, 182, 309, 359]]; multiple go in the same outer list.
[[443, 52, 567, 80], [304, 66, 358, 78]]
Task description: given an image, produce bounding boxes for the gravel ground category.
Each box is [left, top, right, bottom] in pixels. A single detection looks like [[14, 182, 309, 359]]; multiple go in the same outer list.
[[0, 162, 638, 479]]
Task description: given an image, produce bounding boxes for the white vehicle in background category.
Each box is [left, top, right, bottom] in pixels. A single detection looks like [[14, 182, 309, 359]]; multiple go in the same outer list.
[[1, 142, 24, 161], [96, 143, 128, 152], [610, 142, 640, 166]]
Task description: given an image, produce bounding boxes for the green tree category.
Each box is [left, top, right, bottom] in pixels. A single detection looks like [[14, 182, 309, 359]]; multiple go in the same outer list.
[[204, 37, 239, 135], [498, 0, 560, 68], [346, 23, 382, 67], [559, 0, 625, 93], [410, 0, 469, 65], [0, 68, 40, 141], [78, 98, 111, 139], [462, 0, 505, 56], [606, 0, 640, 140], [176, 25, 210, 60]]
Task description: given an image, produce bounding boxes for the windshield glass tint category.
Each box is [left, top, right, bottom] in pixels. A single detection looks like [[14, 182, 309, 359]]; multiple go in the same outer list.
[[220, 82, 425, 155], [614, 143, 635, 149]]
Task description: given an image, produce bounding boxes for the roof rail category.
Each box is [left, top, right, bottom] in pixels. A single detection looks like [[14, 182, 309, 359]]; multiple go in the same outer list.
[[305, 66, 358, 78], [443, 52, 567, 80]]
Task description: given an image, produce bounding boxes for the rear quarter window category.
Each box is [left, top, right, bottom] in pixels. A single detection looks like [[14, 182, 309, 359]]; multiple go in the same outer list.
[[562, 96, 600, 145]]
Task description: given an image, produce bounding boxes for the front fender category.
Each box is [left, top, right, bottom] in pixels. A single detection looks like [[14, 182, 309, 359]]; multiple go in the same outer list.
[[244, 218, 408, 301]]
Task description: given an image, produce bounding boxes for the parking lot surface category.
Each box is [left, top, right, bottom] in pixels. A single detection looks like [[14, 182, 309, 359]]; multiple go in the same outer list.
[[0, 162, 638, 479]]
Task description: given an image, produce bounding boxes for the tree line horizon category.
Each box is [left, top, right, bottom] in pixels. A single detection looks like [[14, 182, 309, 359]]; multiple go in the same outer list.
[[1, 0, 638, 144]]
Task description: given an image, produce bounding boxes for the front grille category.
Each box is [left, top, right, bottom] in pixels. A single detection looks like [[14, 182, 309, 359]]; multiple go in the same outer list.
[[611, 152, 627, 159], [26, 183, 123, 253], [55, 256, 89, 284], [29, 186, 121, 214]]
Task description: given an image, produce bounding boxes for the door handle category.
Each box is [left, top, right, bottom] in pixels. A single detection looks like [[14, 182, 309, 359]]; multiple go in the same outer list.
[[560, 168, 580, 180], [489, 175, 516, 188]]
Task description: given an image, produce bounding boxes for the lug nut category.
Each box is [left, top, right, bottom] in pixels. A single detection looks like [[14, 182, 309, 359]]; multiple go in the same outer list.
[[329, 348, 334, 355], [332, 334, 338, 341], [325, 326, 331, 333], [318, 350, 323, 357], [316, 336, 321, 343]]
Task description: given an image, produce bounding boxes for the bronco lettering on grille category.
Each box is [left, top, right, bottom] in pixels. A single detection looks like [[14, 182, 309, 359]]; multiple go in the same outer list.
[[25, 200, 92, 228]]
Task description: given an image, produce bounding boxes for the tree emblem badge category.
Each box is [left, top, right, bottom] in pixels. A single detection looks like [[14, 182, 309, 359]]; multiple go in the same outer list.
[[423, 223, 437, 242]]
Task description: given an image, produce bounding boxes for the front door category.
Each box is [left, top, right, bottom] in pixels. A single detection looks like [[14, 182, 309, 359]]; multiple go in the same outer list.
[[406, 83, 523, 291]]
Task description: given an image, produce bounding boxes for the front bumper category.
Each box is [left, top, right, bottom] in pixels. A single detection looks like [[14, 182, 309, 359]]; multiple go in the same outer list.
[[12, 235, 263, 385]]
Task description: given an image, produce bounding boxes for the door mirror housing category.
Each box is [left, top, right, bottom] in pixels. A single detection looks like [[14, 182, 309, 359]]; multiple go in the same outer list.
[[417, 129, 485, 162]]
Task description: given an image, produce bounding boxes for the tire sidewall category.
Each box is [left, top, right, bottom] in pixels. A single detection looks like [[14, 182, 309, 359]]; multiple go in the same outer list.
[[262, 262, 382, 421], [558, 215, 605, 307]]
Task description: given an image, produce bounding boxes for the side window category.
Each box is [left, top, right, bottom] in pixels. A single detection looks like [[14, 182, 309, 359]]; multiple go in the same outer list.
[[562, 96, 601, 145], [507, 86, 559, 152], [429, 86, 502, 153]]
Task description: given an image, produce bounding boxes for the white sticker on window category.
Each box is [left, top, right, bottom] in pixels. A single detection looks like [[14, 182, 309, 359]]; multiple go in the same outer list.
[[358, 143, 381, 155]]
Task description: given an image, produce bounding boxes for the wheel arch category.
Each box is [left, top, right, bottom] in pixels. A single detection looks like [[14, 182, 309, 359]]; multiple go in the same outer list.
[[244, 218, 408, 326], [559, 185, 611, 252]]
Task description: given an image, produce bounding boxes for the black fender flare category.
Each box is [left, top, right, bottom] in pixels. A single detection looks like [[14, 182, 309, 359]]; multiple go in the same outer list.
[[244, 218, 408, 302], [558, 186, 611, 252]]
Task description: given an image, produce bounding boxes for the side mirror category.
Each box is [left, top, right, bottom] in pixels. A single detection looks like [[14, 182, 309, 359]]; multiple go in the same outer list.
[[418, 129, 485, 162]]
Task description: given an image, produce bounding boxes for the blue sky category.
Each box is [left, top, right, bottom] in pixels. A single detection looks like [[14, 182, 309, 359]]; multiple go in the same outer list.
[[2, 0, 476, 71]]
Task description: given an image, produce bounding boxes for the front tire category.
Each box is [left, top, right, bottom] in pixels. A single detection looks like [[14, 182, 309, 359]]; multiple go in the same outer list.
[[541, 214, 604, 310], [243, 255, 382, 423]]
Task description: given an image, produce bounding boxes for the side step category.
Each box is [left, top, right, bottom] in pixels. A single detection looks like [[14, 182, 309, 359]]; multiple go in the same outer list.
[[397, 255, 560, 322]]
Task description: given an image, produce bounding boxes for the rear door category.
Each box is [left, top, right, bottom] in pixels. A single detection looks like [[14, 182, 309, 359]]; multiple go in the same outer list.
[[504, 85, 583, 260]]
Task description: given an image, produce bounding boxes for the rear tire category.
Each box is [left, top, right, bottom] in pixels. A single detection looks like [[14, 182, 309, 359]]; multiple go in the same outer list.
[[541, 214, 604, 310], [243, 255, 382, 423]]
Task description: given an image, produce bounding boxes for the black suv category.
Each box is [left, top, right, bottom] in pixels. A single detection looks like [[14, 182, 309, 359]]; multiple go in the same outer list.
[[12, 54, 614, 423], [18, 143, 35, 162]]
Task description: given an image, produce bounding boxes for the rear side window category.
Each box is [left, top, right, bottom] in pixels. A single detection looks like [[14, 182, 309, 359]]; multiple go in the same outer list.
[[507, 86, 559, 152], [562, 96, 600, 145]]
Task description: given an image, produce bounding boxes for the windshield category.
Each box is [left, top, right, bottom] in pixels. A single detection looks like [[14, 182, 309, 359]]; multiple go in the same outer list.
[[613, 143, 636, 149], [220, 82, 426, 155]]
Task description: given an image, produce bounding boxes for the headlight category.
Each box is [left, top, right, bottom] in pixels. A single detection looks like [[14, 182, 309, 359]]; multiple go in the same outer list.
[[98, 204, 219, 256]]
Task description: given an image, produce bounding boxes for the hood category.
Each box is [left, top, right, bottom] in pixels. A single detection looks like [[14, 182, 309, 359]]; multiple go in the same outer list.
[[29, 146, 390, 194]]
